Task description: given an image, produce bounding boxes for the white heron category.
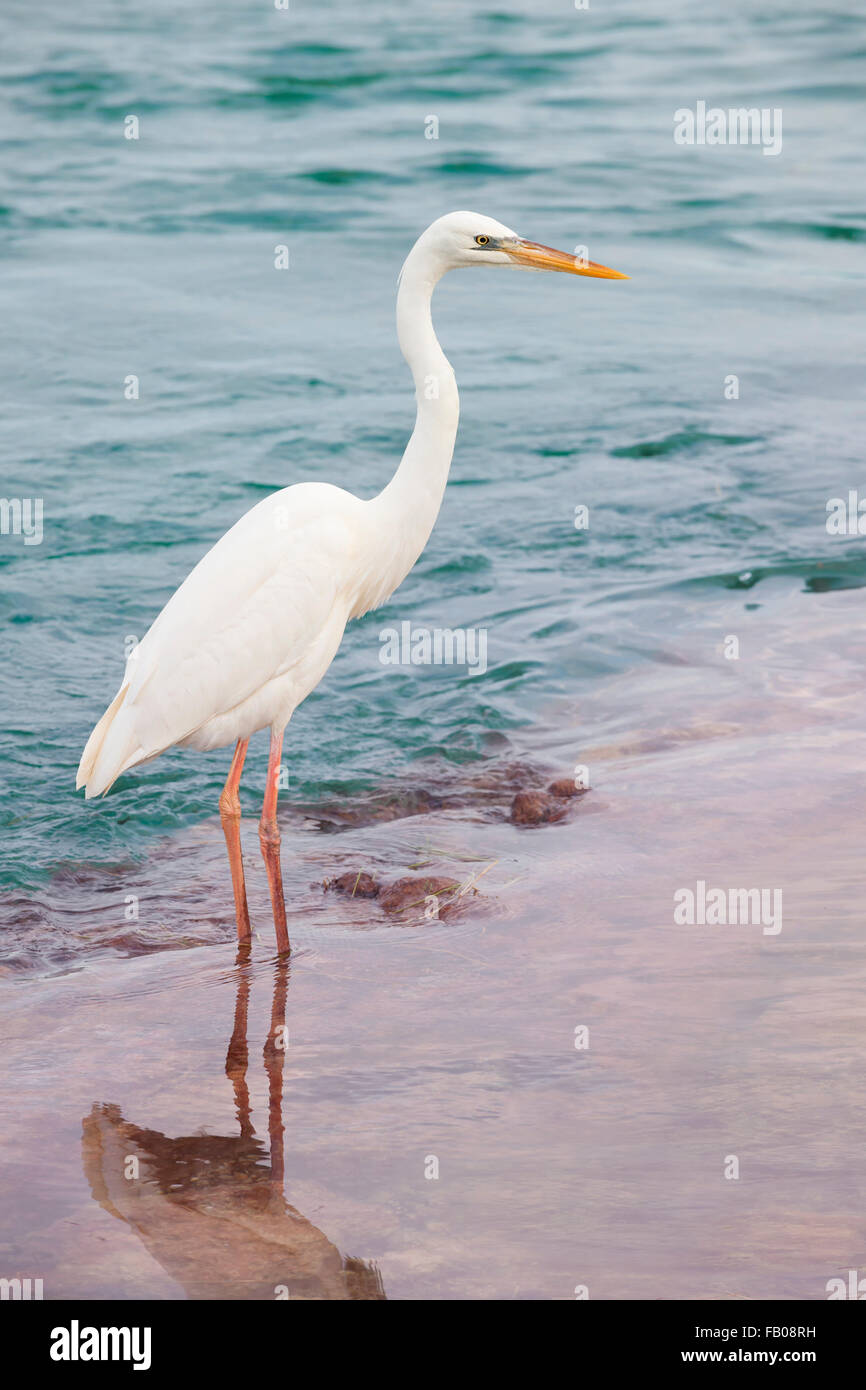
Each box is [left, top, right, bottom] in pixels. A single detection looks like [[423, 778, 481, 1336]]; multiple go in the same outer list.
[[77, 211, 627, 953]]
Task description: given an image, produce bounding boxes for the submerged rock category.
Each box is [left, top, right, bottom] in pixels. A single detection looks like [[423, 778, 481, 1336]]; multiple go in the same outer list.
[[325, 871, 467, 920], [330, 871, 380, 898], [510, 773, 590, 825], [547, 777, 586, 800], [509, 790, 570, 826], [303, 788, 446, 832], [378, 875, 462, 917]]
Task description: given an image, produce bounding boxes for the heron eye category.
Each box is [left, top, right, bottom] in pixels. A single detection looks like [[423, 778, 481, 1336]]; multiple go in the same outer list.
[[474, 235, 490, 246]]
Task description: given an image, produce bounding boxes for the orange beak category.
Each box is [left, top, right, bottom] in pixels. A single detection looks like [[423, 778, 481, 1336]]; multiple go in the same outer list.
[[505, 239, 629, 280]]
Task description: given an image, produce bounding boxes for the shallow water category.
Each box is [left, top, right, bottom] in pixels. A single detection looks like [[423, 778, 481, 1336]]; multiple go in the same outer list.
[[1, 0, 864, 912], [1, 1, 865, 1300], [2, 591, 865, 1298]]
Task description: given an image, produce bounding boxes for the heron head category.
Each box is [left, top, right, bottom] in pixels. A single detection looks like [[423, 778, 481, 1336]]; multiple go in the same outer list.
[[420, 210, 629, 280]]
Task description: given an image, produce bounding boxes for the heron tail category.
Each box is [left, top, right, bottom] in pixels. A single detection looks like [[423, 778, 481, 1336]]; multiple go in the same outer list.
[[76, 685, 146, 798]]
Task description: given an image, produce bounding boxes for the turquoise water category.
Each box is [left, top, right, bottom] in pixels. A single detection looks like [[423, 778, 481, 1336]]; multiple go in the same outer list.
[[1, 0, 864, 909]]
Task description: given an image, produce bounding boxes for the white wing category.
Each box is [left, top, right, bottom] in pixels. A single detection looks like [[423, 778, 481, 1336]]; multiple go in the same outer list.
[[78, 482, 363, 796]]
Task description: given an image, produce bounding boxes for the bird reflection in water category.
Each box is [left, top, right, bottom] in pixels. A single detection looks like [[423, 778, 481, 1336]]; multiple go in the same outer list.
[[82, 950, 386, 1300]]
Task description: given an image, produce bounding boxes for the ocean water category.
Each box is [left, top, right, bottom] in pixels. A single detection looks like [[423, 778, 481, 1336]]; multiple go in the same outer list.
[[1, 0, 864, 923], [2, 1, 866, 1305]]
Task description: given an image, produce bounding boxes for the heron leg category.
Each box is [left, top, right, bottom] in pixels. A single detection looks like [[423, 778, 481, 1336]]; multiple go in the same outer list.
[[264, 956, 289, 1187], [259, 728, 291, 955], [225, 944, 254, 1137], [219, 738, 251, 942]]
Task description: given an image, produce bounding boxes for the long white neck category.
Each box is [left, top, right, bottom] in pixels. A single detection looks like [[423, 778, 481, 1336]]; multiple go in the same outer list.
[[361, 245, 459, 612]]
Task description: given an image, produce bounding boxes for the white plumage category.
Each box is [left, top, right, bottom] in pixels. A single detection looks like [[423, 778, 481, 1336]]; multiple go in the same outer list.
[[77, 211, 626, 951], [79, 483, 361, 794]]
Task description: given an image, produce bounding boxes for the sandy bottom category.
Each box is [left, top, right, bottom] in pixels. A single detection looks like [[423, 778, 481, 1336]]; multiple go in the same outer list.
[[2, 586, 865, 1299]]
